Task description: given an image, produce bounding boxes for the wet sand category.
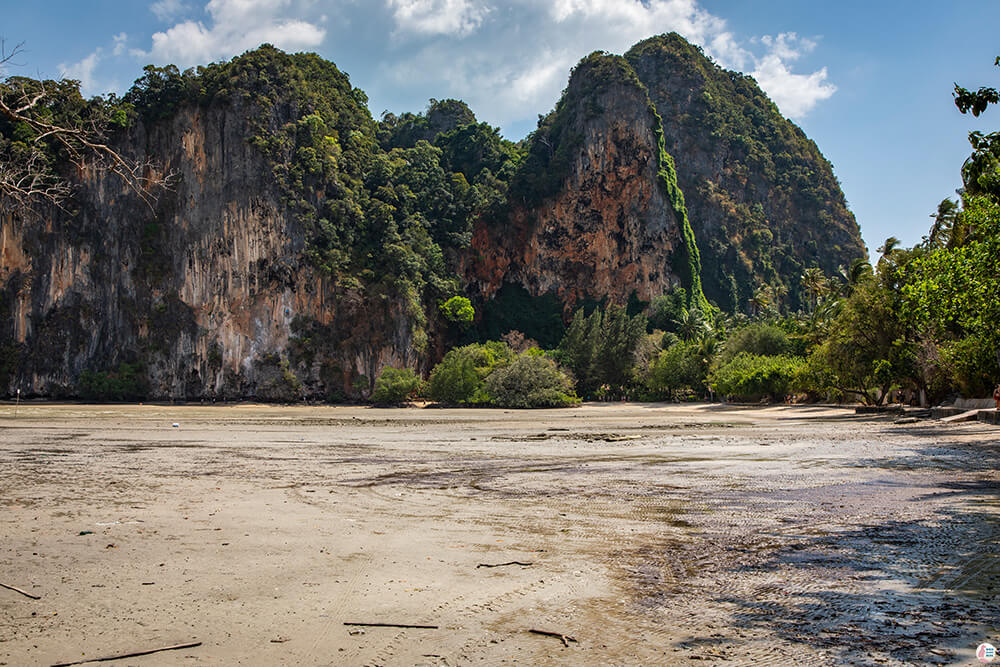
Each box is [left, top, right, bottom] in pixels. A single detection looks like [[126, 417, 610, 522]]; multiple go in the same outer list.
[[0, 402, 998, 666]]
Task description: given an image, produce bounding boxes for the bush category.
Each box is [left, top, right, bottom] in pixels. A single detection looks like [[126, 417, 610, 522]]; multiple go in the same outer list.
[[647, 287, 687, 332], [484, 351, 579, 408], [78, 362, 148, 401], [371, 367, 422, 405], [647, 342, 707, 399], [715, 323, 789, 366], [427, 342, 513, 404], [440, 296, 475, 328], [255, 356, 303, 402], [710, 353, 804, 402], [940, 336, 999, 398]]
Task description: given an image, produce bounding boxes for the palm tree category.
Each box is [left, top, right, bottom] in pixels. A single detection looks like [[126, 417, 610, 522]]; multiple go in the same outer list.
[[928, 198, 960, 249], [878, 236, 901, 261], [770, 283, 788, 314], [801, 267, 826, 313], [748, 286, 772, 318], [843, 257, 873, 296], [673, 307, 708, 342]]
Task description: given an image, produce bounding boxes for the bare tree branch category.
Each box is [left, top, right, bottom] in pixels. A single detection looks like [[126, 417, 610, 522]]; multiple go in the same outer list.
[[0, 48, 176, 212], [0, 40, 27, 70]]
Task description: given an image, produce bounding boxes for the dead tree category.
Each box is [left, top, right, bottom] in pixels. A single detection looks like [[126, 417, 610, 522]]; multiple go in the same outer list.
[[0, 41, 173, 211]]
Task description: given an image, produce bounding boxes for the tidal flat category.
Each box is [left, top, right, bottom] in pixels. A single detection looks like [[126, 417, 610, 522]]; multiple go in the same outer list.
[[1, 403, 998, 665]]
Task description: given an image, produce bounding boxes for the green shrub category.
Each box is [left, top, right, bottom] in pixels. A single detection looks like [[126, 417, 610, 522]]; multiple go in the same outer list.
[[940, 336, 999, 398], [715, 323, 790, 367], [710, 353, 804, 401], [427, 342, 513, 404], [484, 351, 579, 408], [647, 287, 687, 332], [647, 342, 707, 398], [254, 356, 303, 402], [371, 367, 422, 404], [78, 362, 148, 401], [440, 296, 475, 328]]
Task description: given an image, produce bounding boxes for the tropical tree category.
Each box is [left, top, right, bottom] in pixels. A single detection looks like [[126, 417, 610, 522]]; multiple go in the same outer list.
[[955, 56, 1000, 198], [770, 282, 788, 314], [558, 304, 647, 398], [902, 195, 1000, 387], [748, 285, 772, 318], [440, 295, 475, 328], [806, 277, 913, 405], [928, 198, 962, 249], [800, 267, 826, 313], [673, 306, 708, 342]]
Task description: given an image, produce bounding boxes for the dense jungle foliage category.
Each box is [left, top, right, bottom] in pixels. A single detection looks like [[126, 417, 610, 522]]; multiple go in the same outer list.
[[120, 49, 521, 354]]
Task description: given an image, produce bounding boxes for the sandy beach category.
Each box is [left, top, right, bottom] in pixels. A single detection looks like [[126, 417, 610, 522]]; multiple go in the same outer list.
[[1, 402, 998, 665]]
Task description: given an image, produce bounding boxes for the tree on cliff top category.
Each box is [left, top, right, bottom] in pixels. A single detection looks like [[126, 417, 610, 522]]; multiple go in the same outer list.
[[0, 41, 171, 210], [954, 56, 1000, 198]]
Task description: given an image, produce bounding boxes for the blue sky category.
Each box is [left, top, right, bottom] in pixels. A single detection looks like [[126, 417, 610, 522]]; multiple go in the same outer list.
[[4, 0, 999, 258]]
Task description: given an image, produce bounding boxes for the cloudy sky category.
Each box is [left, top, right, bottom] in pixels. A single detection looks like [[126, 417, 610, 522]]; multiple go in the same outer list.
[[4, 0, 999, 255]]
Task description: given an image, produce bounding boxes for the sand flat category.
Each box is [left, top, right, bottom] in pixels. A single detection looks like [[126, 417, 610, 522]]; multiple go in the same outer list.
[[1, 403, 998, 665]]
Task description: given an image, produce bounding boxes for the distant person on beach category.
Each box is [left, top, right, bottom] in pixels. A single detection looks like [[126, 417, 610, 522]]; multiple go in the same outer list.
[[994, 384, 1000, 410]]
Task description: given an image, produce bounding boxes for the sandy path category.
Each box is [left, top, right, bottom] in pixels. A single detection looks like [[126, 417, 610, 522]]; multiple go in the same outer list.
[[0, 403, 998, 666]]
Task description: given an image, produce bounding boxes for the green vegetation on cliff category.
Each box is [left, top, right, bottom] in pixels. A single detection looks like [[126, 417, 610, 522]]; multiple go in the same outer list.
[[123, 48, 519, 356], [650, 108, 706, 310], [511, 52, 641, 205], [626, 34, 864, 313]]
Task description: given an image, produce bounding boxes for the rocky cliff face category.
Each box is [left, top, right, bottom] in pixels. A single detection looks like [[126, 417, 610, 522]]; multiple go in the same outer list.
[[463, 35, 864, 317], [464, 53, 699, 309], [625, 34, 865, 310], [1, 101, 419, 400]]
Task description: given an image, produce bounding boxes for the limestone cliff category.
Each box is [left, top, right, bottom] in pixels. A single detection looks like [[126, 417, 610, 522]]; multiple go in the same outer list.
[[463, 53, 702, 311], [0, 37, 867, 400], [625, 34, 865, 310], [462, 35, 864, 321], [1, 55, 424, 400]]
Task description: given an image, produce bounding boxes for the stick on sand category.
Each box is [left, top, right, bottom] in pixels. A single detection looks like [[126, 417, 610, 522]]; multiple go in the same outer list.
[[50, 641, 202, 666], [528, 628, 577, 647], [0, 581, 40, 600], [343, 622, 439, 629], [477, 561, 533, 568]]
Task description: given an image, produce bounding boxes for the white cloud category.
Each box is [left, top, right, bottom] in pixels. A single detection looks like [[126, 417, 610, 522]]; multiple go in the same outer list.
[[750, 33, 836, 118], [537, 6, 836, 120], [142, 0, 326, 67], [65, 0, 837, 126], [59, 49, 103, 96], [372, 0, 837, 130], [752, 56, 836, 118], [388, 0, 491, 37], [150, 0, 191, 22], [112, 33, 128, 56], [759, 32, 815, 61], [509, 53, 570, 104], [548, 0, 725, 43]]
